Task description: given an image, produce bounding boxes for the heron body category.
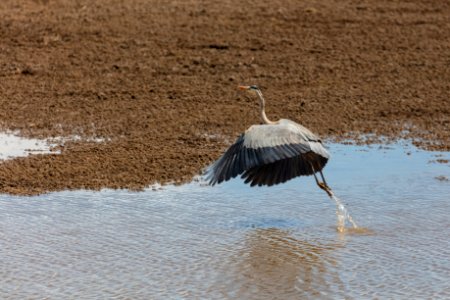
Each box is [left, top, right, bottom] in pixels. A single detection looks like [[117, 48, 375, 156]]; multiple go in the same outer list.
[[207, 86, 330, 192]]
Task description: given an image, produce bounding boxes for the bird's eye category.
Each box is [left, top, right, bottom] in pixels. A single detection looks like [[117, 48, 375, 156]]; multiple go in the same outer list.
[[250, 85, 259, 90]]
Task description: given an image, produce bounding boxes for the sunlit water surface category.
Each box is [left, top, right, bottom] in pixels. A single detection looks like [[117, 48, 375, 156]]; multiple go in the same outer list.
[[1, 142, 449, 299]]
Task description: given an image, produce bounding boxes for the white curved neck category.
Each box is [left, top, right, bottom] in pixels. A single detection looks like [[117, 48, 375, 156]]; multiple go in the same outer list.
[[256, 90, 275, 124]]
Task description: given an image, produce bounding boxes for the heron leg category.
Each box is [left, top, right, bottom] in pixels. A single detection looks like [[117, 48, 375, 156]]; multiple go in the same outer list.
[[319, 170, 328, 187], [310, 164, 332, 197], [312, 168, 321, 186]]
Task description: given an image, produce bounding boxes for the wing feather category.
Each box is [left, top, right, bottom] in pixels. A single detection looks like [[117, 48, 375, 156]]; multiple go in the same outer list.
[[241, 153, 328, 187], [206, 120, 329, 185]]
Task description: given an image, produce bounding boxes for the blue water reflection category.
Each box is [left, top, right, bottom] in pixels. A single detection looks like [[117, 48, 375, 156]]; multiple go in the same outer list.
[[0, 142, 449, 299]]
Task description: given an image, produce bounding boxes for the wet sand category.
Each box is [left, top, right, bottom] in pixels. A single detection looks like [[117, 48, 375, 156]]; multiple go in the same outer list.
[[0, 0, 449, 195]]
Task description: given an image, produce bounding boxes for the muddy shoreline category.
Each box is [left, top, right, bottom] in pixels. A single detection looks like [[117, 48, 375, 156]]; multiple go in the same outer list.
[[1, 0, 449, 195]]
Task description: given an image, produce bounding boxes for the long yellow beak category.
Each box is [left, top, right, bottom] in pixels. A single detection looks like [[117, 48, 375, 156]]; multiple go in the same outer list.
[[238, 85, 250, 90]]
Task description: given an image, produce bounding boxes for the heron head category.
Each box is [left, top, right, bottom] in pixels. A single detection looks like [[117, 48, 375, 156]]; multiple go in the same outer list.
[[238, 85, 260, 93]]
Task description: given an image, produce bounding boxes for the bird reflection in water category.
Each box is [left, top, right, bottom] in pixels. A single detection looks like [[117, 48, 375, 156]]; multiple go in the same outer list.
[[224, 228, 345, 299]]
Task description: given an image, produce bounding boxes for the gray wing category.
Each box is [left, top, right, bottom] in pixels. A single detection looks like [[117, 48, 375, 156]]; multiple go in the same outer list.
[[206, 120, 329, 186]]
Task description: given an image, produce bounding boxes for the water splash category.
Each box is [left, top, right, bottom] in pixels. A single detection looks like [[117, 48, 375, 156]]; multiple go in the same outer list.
[[327, 189, 358, 232]]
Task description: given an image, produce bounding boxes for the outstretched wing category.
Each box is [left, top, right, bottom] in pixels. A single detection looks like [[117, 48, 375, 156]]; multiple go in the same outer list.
[[206, 119, 329, 185]]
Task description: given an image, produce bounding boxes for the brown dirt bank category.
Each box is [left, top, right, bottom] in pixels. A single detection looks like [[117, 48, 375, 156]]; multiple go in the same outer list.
[[0, 0, 449, 195]]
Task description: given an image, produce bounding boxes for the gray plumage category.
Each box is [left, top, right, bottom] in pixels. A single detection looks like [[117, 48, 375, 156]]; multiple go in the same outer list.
[[207, 118, 329, 187]]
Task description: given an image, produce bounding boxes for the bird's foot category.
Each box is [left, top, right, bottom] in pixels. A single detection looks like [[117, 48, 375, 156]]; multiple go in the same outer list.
[[318, 182, 333, 197]]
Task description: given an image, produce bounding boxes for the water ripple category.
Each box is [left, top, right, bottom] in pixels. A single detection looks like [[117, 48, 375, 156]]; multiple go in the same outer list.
[[0, 143, 449, 299]]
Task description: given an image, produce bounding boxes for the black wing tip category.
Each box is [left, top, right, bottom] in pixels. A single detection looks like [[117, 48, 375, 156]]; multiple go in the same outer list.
[[204, 134, 248, 186], [240, 152, 329, 187], [206, 135, 330, 187]]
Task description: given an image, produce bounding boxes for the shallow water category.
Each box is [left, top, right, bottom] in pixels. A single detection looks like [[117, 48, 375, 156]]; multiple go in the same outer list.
[[1, 142, 449, 299], [0, 132, 56, 160], [0, 131, 106, 161]]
